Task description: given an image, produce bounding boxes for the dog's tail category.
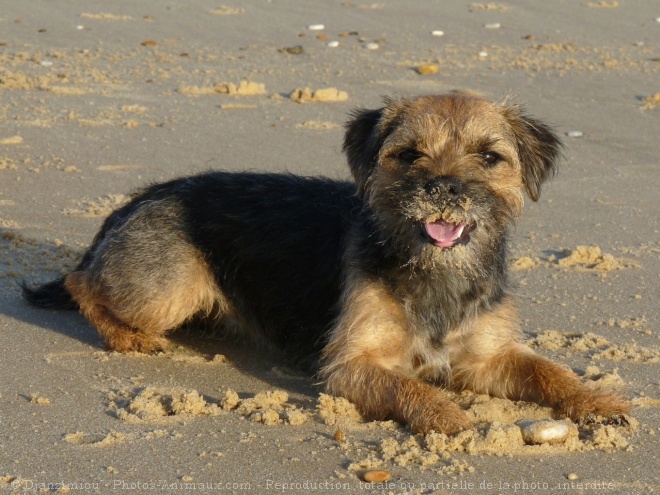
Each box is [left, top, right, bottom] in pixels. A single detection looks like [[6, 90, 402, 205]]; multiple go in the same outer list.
[[21, 277, 78, 310]]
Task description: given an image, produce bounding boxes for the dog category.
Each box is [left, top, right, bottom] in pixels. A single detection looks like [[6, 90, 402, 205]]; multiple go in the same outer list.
[[23, 94, 630, 435]]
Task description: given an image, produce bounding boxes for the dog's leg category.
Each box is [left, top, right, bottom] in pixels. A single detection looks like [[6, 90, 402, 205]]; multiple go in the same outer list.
[[63, 198, 233, 353], [325, 358, 472, 435], [449, 298, 630, 420], [321, 277, 472, 435], [65, 245, 226, 353], [65, 271, 169, 352]]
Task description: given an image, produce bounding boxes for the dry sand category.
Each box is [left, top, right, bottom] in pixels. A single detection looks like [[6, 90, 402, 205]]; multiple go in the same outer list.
[[0, 1, 658, 494]]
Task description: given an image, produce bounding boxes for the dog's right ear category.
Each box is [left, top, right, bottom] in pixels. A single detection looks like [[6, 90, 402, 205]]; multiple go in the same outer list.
[[342, 108, 384, 197]]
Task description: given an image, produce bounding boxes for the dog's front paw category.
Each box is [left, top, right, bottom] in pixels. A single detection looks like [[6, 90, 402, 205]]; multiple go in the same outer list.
[[407, 399, 473, 436], [559, 391, 631, 423]]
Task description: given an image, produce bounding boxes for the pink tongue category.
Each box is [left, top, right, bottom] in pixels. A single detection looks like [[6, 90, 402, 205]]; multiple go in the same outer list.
[[425, 220, 465, 247]]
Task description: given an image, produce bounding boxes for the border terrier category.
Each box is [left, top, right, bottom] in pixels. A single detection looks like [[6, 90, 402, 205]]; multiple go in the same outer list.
[[24, 94, 629, 434]]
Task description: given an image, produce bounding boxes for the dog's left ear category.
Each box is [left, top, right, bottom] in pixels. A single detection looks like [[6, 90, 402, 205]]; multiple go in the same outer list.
[[343, 98, 406, 197], [503, 106, 563, 202], [343, 107, 384, 197]]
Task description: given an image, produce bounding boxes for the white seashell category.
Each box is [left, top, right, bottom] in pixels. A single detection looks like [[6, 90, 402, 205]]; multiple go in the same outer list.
[[365, 42, 379, 50], [327, 41, 339, 48], [307, 24, 325, 31], [566, 130, 584, 138], [519, 420, 570, 445], [431, 30, 445, 37], [484, 22, 501, 29]]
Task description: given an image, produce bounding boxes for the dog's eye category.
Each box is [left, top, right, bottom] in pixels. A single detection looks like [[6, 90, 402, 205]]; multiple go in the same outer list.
[[481, 151, 501, 167], [397, 149, 423, 163]]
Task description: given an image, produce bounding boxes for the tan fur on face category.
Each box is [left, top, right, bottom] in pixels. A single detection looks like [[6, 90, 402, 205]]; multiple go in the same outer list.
[[371, 97, 527, 217], [358, 96, 537, 275]]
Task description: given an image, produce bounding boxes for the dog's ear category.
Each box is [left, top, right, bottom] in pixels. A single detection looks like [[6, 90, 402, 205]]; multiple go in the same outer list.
[[503, 106, 563, 202], [343, 107, 385, 196]]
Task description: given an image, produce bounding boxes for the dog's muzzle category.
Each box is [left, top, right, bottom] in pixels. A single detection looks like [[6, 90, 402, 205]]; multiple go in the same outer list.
[[423, 176, 475, 248]]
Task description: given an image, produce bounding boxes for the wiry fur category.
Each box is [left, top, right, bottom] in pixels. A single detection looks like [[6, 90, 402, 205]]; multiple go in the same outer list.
[[23, 94, 629, 434]]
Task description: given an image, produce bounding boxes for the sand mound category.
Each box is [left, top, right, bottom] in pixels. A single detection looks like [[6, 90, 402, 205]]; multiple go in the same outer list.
[[530, 330, 659, 363], [289, 87, 348, 103], [0, 158, 18, 171], [555, 245, 639, 271], [209, 6, 245, 15], [111, 387, 222, 423], [510, 256, 537, 270], [512, 245, 640, 272], [177, 80, 265, 96], [641, 92, 660, 110], [316, 393, 363, 425], [223, 388, 310, 426], [64, 431, 127, 447]]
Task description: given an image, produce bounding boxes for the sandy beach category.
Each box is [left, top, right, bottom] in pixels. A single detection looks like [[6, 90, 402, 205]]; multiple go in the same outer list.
[[1, 1, 658, 493]]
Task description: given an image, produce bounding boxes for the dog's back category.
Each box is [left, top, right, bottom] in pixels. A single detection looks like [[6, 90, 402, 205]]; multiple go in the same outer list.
[[178, 172, 360, 360]]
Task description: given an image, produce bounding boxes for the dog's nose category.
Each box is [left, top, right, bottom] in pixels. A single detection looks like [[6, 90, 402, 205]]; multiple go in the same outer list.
[[425, 176, 463, 199]]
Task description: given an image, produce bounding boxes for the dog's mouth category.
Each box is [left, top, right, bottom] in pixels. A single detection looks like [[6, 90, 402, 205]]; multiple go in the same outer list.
[[424, 219, 475, 248]]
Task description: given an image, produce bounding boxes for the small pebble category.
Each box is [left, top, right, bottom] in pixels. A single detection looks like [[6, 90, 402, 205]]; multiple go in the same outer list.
[[308, 24, 325, 30], [479, 51, 488, 58], [519, 420, 570, 445], [327, 41, 339, 48], [567, 473, 579, 481], [333, 429, 345, 442], [363, 470, 391, 483], [365, 42, 379, 50], [141, 40, 157, 47], [416, 63, 439, 75], [655, 16, 660, 23], [39, 60, 53, 67], [431, 30, 444, 36], [484, 22, 501, 29], [566, 130, 583, 138], [76, 25, 84, 30], [281, 45, 304, 55], [316, 33, 328, 40]]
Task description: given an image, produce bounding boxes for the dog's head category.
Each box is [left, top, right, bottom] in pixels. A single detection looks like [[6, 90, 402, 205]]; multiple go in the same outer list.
[[343, 94, 562, 269]]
